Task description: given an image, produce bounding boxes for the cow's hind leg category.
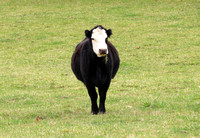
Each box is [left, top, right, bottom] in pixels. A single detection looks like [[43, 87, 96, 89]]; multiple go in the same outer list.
[[98, 82, 110, 114], [86, 84, 99, 115]]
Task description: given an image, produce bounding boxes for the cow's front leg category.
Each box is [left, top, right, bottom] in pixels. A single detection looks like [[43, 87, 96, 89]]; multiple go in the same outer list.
[[98, 82, 110, 114], [86, 84, 99, 115]]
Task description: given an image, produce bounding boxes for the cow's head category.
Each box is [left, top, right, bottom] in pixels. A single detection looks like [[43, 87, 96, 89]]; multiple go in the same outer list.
[[85, 25, 112, 57]]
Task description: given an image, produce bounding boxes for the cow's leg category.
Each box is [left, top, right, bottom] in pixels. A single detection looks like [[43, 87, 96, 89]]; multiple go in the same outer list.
[[86, 84, 99, 115], [98, 82, 110, 114]]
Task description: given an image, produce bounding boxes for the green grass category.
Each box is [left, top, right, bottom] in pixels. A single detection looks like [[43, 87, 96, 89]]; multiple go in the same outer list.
[[0, 0, 200, 137]]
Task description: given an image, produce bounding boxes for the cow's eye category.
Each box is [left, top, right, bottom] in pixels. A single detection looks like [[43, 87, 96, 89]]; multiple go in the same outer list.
[[91, 38, 95, 40]]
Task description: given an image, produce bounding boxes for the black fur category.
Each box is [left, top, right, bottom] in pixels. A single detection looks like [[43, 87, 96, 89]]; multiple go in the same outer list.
[[71, 25, 120, 114]]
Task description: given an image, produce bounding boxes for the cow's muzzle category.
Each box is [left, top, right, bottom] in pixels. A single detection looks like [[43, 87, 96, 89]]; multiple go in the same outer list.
[[99, 49, 107, 55]]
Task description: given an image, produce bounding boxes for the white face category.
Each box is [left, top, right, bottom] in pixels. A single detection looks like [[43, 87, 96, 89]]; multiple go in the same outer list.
[[91, 27, 108, 57]]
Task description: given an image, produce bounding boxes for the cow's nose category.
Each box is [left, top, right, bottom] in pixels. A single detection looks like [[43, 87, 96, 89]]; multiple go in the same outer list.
[[99, 49, 107, 55]]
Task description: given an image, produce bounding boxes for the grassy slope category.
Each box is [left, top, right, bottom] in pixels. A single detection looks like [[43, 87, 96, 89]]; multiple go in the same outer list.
[[0, 0, 199, 137]]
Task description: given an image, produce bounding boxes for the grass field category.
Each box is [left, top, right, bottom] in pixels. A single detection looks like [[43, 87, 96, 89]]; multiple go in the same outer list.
[[0, 0, 200, 137]]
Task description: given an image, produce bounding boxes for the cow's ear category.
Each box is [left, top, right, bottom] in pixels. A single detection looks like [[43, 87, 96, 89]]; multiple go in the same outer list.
[[107, 29, 112, 37], [85, 30, 91, 38]]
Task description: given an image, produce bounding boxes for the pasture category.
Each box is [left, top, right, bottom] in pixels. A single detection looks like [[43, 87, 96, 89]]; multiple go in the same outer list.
[[0, 0, 199, 137]]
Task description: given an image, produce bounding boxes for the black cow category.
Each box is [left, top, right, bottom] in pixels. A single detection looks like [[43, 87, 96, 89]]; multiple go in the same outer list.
[[71, 25, 120, 114]]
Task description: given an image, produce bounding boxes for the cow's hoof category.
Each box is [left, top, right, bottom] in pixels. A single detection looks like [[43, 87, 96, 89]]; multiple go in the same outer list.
[[99, 111, 106, 114], [99, 107, 106, 114], [91, 109, 99, 115], [92, 111, 99, 115]]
